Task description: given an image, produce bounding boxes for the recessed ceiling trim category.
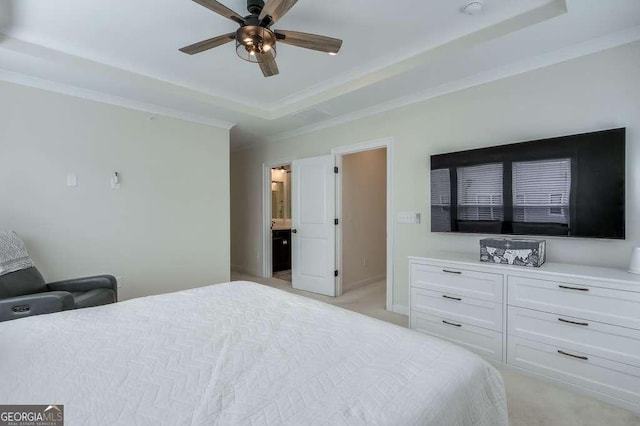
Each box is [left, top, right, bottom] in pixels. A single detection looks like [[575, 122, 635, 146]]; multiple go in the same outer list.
[[0, 67, 235, 130], [269, 0, 568, 116], [254, 24, 640, 149], [0, 34, 272, 118], [4, 18, 637, 148], [0, 0, 567, 122]]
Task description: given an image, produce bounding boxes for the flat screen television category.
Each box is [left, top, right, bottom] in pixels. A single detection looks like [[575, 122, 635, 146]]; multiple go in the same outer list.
[[430, 128, 625, 239]]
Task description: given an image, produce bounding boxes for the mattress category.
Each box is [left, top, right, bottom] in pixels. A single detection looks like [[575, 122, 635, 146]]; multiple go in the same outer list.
[[0, 281, 507, 425]]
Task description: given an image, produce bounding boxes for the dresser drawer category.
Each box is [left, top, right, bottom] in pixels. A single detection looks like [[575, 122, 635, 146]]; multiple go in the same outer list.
[[508, 336, 640, 406], [508, 307, 640, 367], [411, 311, 503, 361], [508, 276, 640, 329], [411, 288, 503, 332], [411, 263, 503, 303]]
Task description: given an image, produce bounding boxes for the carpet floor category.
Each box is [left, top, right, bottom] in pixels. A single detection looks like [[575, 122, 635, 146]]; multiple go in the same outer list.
[[272, 269, 292, 282], [231, 271, 640, 425]]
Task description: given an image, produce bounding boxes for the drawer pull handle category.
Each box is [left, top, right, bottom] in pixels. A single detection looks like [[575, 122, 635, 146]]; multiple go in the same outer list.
[[442, 320, 462, 327], [443, 269, 462, 275], [558, 350, 588, 361], [558, 285, 589, 292], [558, 318, 589, 326], [442, 295, 462, 301]]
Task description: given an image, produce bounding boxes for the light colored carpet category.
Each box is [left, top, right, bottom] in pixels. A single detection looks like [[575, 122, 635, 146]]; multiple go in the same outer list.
[[272, 269, 292, 282], [500, 367, 640, 426], [231, 271, 407, 326], [230, 271, 640, 425]]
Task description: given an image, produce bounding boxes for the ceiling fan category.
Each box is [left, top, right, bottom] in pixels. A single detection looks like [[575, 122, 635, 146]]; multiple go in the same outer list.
[[179, 0, 343, 77]]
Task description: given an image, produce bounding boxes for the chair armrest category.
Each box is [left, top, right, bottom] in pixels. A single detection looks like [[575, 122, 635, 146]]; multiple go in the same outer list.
[[47, 275, 117, 298], [0, 291, 74, 322]]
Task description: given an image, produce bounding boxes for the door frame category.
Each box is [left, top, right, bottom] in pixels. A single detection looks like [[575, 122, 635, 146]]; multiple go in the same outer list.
[[262, 157, 295, 278], [332, 137, 395, 311]]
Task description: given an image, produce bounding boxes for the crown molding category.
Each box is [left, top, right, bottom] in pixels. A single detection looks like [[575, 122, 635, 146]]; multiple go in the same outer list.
[[6, 19, 637, 149], [270, 0, 568, 116], [0, 34, 269, 119], [265, 24, 640, 145], [0, 0, 567, 122], [3, 2, 638, 148], [0, 68, 236, 130]]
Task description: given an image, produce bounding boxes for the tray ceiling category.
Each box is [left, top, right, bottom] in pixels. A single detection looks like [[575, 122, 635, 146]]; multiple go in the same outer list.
[[1, 0, 639, 148]]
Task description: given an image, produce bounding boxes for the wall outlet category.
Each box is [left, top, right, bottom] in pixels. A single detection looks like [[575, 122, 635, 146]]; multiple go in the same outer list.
[[398, 212, 421, 224]]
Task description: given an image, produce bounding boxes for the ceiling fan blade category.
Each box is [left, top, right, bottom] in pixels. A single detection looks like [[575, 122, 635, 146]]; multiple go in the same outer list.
[[179, 33, 235, 55], [275, 30, 342, 54], [192, 0, 245, 25], [259, 59, 279, 77], [259, 0, 298, 26]]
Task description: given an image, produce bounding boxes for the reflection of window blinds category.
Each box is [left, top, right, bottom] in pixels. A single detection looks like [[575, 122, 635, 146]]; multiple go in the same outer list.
[[431, 169, 451, 231], [457, 163, 504, 221], [513, 159, 571, 224]]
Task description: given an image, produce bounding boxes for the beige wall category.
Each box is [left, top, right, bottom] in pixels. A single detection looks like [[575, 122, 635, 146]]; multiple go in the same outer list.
[[342, 149, 386, 291], [0, 81, 231, 300], [231, 41, 640, 310]]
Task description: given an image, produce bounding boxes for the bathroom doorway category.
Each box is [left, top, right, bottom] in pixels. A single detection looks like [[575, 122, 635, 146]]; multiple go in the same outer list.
[[271, 165, 292, 282]]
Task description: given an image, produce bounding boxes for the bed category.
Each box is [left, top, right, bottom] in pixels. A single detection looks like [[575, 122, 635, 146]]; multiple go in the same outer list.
[[0, 281, 507, 425]]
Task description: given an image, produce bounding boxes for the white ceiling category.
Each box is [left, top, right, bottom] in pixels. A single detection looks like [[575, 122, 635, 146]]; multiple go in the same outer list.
[[1, 0, 639, 149]]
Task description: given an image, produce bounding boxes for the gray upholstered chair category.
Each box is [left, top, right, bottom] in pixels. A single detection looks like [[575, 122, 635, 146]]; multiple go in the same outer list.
[[0, 231, 117, 322]]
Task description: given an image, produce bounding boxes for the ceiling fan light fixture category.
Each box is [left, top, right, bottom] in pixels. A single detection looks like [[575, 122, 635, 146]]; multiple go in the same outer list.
[[236, 25, 277, 63]]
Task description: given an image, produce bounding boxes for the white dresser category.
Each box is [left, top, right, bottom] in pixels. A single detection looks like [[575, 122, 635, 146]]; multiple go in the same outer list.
[[409, 253, 640, 412]]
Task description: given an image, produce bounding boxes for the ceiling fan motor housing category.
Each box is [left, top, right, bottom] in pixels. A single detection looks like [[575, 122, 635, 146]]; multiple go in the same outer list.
[[247, 0, 265, 15]]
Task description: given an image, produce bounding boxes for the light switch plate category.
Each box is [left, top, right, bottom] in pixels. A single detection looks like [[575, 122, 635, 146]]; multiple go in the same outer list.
[[398, 212, 421, 224]]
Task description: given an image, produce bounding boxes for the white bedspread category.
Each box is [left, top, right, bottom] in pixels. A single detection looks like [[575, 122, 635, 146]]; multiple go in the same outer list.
[[0, 281, 507, 425]]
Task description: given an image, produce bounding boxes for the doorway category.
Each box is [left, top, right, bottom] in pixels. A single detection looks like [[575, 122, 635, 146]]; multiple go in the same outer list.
[[261, 138, 394, 310], [339, 148, 387, 301], [333, 138, 394, 311], [271, 165, 292, 282]]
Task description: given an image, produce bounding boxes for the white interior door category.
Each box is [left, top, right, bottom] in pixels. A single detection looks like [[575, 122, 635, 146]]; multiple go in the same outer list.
[[291, 155, 336, 296]]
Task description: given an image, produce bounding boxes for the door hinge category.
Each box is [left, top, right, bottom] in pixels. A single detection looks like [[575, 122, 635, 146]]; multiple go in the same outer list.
[[334, 166, 339, 173], [334, 270, 339, 277], [334, 218, 339, 225]]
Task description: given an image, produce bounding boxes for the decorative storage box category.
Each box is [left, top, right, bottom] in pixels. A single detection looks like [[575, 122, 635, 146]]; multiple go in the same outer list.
[[480, 238, 546, 267]]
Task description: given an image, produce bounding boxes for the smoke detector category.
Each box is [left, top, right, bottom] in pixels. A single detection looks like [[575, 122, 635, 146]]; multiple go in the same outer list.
[[462, 2, 484, 15]]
